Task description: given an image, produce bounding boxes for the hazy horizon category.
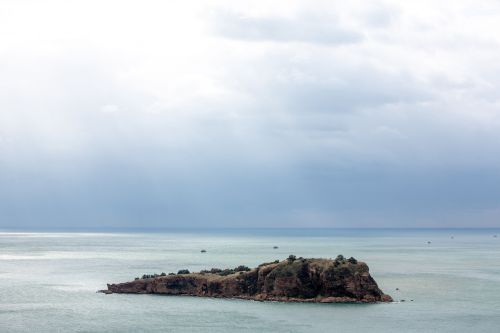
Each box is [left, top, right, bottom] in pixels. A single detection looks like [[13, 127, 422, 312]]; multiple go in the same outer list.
[[2, 226, 500, 232], [2, 0, 500, 229]]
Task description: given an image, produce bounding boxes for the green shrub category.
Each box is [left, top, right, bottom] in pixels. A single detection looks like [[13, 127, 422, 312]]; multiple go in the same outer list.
[[234, 265, 250, 272], [347, 257, 357, 264], [219, 269, 235, 276]]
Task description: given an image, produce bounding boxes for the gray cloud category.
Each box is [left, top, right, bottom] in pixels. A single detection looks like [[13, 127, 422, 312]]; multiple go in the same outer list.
[[1, 0, 500, 229], [211, 10, 363, 45], [360, 3, 400, 28]]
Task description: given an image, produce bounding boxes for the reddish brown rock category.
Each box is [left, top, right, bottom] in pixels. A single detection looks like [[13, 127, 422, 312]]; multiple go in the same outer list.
[[104, 257, 392, 303]]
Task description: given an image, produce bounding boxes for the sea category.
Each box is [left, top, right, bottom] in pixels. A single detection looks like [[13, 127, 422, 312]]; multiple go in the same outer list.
[[0, 228, 499, 332]]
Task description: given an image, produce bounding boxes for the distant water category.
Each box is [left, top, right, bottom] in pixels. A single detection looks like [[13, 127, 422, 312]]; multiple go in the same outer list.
[[1, 229, 500, 333]]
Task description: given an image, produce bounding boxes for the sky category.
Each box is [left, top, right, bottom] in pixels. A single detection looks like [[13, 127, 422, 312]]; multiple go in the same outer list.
[[1, 0, 500, 229]]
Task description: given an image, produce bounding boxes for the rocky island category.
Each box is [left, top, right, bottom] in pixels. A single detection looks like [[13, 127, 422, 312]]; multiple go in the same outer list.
[[104, 255, 392, 303]]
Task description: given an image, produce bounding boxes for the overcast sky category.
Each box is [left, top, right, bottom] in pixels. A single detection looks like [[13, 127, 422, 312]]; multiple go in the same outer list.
[[1, 0, 500, 229]]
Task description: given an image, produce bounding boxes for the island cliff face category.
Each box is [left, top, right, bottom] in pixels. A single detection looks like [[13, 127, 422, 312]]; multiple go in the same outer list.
[[105, 257, 392, 303]]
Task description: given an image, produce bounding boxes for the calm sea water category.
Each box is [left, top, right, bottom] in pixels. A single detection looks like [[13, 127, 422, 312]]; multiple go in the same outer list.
[[1, 229, 499, 332]]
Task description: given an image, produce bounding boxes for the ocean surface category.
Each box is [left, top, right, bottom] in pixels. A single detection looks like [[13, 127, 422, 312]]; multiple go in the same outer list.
[[0, 228, 499, 332]]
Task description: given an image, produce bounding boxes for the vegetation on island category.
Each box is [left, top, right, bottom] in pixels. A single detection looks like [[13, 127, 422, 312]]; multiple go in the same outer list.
[[107, 255, 392, 303], [134, 255, 358, 281]]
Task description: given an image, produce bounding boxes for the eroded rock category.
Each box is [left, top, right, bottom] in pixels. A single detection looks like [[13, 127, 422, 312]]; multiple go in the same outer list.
[[105, 257, 392, 303]]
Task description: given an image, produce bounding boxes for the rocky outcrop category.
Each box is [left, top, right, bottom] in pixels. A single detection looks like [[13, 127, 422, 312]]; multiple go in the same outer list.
[[104, 256, 392, 303]]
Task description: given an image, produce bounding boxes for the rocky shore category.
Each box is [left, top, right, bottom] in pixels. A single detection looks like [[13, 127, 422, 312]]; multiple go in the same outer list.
[[103, 255, 392, 303]]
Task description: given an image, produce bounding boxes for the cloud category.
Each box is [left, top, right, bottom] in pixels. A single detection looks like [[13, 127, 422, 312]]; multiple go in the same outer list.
[[100, 104, 119, 113], [358, 2, 400, 28], [1, 0, 500, 228], [210, 10, 363, 45]]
